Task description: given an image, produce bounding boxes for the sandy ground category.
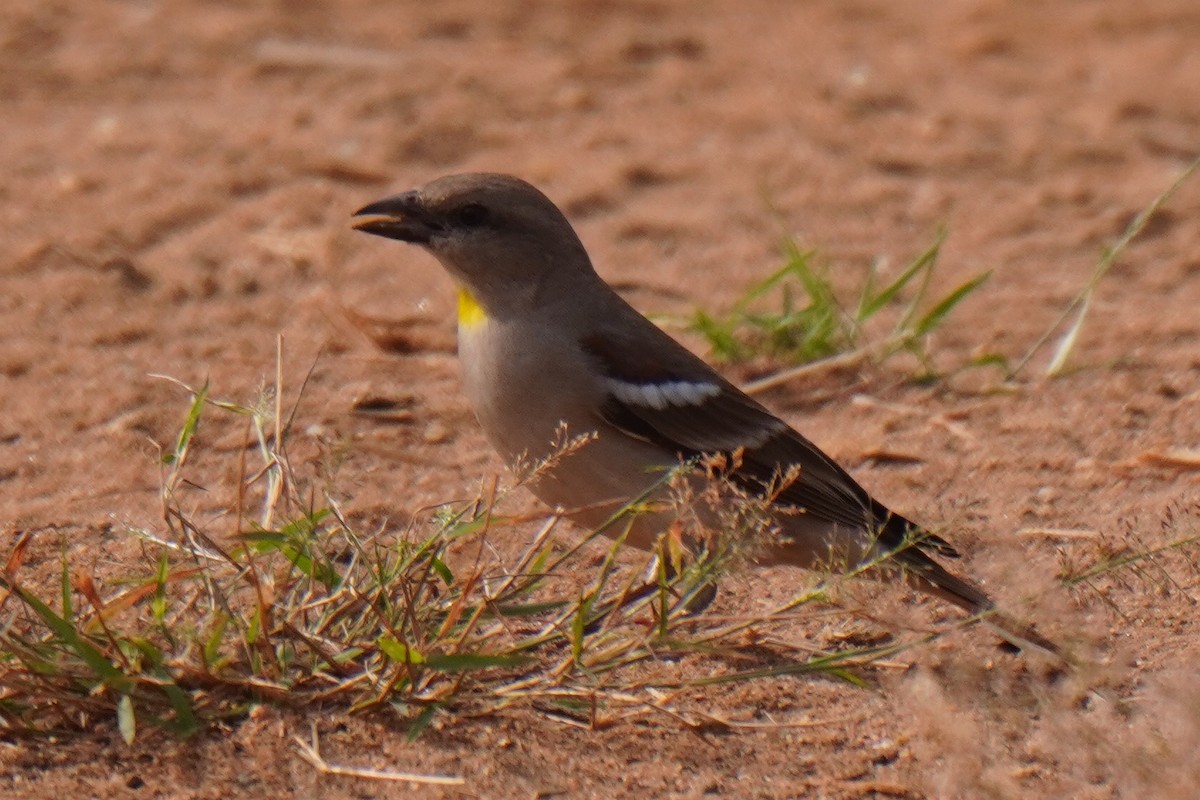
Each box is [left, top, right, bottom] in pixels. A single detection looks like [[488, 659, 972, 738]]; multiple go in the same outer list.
[[3, 0, 1200, 797]]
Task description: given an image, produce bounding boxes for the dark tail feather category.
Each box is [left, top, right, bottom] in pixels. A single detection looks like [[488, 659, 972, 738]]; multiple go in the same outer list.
[[897, 549, 1062, 658]]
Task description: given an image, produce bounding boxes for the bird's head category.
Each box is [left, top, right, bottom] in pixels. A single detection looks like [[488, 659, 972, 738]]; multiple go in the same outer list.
[[353, 173, 596, 318]]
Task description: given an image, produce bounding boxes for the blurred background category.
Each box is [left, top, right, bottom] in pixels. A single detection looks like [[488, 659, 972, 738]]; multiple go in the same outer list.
[[2, 1, 1199, 796]]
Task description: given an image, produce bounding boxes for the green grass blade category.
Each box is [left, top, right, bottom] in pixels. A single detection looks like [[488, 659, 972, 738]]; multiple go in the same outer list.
[[157, 680, 201, 736], [378, 637, 426, 664], [570, 592, 590, 664], [737, 252, 808, 310], [204, 613, 230, 667], [430, 556, 454, 586], [423, 652, 532, 671], [854, 258, 882, 322], [11, 583, 130, 691], [60, 552, 72, 620], [858, 230, 945, 321], [163, 382, 208, 466], [913, 270, 991, 337], [151, 553, 170, 624], [405, 703, 440, 741], [689, 309, 741, 361]]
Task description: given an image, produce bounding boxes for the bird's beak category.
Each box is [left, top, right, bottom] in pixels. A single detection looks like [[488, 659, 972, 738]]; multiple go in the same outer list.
[[352, 191, 440, 244]]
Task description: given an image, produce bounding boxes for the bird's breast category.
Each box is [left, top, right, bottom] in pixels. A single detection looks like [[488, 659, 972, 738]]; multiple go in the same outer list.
[[457, 317, 602, 462], [456, 316, 673, 523]]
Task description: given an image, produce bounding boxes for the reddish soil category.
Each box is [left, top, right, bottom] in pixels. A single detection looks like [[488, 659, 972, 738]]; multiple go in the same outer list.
[[3, 0, 1200, 797]]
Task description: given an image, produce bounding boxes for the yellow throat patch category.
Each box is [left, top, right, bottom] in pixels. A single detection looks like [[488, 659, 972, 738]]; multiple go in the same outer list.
[[456, 286, 488, 329]]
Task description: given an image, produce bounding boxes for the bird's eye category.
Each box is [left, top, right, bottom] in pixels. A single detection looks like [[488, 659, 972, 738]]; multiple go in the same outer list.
[[456, 203, 489, 227]]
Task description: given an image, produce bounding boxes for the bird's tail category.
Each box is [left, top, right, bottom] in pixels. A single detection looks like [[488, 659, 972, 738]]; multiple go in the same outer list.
[[897, 549, 1062, 658]]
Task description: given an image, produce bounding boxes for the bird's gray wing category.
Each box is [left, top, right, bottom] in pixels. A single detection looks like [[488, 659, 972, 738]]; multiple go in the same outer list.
[[579, 331, 959, 559]]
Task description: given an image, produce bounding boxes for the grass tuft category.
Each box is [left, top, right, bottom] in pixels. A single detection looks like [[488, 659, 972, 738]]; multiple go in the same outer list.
[[685, 230, 991, 383]]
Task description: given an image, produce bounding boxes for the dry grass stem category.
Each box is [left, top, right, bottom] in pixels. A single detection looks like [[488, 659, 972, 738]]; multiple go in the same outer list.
[[293, 724, 465, 785]]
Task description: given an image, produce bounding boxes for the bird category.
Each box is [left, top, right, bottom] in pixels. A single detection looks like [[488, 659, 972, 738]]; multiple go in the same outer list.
[[352, 172, 1056, 654]]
